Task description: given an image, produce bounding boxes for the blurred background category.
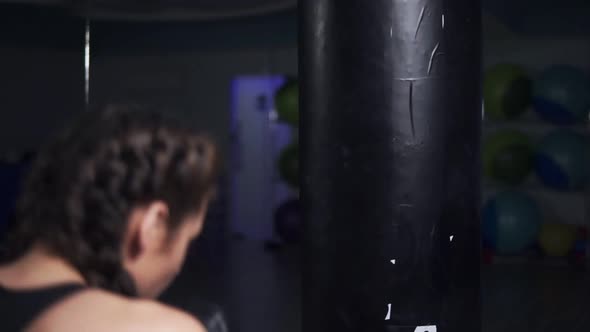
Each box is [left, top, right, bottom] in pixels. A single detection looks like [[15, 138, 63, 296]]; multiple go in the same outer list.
[[0, 1, 588, 331]]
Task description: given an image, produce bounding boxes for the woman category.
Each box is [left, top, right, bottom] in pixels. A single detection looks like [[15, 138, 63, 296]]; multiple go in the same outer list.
[[0, 105, 220, 331]]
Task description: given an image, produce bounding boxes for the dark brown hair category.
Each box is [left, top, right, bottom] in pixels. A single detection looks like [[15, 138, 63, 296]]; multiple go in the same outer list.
[[2, 105, 219, 296]]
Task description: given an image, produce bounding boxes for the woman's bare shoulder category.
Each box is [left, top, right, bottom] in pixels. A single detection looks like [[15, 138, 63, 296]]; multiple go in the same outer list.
[[130, 299, 207, 332], [28, 289, 205, 332]]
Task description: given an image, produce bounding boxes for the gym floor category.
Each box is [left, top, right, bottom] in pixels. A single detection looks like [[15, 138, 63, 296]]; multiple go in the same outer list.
[[162, 238, 590, 332]]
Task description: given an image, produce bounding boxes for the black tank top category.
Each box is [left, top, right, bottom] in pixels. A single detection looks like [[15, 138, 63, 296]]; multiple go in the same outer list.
[[0, 284, 85, 331]]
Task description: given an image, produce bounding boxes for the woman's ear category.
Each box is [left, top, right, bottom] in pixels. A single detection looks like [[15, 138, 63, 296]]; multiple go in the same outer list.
[[124, 202, 170, 261]]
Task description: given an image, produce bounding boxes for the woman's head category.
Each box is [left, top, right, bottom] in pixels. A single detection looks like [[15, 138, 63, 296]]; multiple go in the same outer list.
[[3, 105, 220, 298]]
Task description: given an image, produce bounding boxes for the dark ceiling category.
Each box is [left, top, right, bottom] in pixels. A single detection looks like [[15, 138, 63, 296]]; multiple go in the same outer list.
[[1, 0, 297, 21]]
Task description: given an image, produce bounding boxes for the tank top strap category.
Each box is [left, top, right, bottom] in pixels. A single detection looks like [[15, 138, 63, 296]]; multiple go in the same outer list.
[[0, 283, 87, 331]]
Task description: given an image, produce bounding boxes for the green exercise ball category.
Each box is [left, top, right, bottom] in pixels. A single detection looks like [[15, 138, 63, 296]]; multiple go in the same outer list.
[[278, 143, 298, 188], [483, 130, 533, 185], [484, 64, 532, 120], [538, 222, 577, 257], [275, 79, 299, 126]]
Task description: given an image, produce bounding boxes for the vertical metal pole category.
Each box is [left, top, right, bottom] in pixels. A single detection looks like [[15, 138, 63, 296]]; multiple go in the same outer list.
[[84, 19, 91, 110]]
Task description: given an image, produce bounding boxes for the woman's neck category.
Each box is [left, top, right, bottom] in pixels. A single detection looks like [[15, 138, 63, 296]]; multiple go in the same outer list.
[[0, 244, 85, 290]]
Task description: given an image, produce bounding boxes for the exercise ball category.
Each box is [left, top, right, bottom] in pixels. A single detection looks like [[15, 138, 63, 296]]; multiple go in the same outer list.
[[533, 65, 590, 124], [535, 130, 589, 191], [274, 198, 301, 244], [483, 64, 532, 120], [538, 222, 577, 257], [483, 130, 533, 185], [278, 143, 298, 188], [482, 191, 541, 255], [274, 79, 299, 126]]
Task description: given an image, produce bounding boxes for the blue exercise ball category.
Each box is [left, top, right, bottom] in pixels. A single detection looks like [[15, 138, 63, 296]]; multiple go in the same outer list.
[[482, 191, 542, 255], [535, 130, 589, 191], [533, 65, 590, 124]]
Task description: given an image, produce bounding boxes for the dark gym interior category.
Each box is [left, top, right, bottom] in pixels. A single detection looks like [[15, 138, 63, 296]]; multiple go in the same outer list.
[[0, 1, 589, 331]]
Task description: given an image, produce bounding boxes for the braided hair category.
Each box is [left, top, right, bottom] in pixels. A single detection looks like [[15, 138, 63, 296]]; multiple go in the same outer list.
[[1, 105, 220, 296]]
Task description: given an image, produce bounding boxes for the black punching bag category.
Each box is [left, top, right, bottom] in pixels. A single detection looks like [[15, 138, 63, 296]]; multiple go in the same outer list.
[[300, 0, 481, 331]]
